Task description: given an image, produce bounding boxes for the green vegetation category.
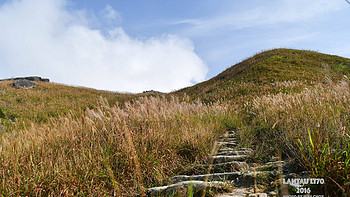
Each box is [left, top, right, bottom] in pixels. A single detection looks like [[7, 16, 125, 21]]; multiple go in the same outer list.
[[0, 81, 135, 130], [175, 48, 350, 102], [0, 48, 349, 196]]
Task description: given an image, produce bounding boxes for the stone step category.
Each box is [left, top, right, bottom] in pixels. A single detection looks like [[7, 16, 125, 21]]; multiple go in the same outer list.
[[146, 129, 281, 197], [223, 137, 237, 142], [216, 150, 253, 156], [219, 135, 236, 139], [221, 140, 237, 145], [146, 171, 275, 196], [169, 171, 263, 186], [235, 148, 253, 152], [212, 155, 248, 164], [217, 142, 237, 148], [210, 161, 249, 173], [250, 161, 285, 172], [169, 172, 242, 183], [217, 189, 268, 197], [248, 193, 268, 197], [146, 180, 228, 196], [218, 148, 253, 153], [218, 148, 236, 152], [216, 188, 249, 197]]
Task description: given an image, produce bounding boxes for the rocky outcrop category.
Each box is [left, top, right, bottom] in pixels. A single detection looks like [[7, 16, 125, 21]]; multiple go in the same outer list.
[[13, 79, 37, 88], [14, 76, 49, 82], [13, 76, 49, 82], [0, 76, 50, 89], [139, 90, 164, 96], [0, 76, 49, 82]]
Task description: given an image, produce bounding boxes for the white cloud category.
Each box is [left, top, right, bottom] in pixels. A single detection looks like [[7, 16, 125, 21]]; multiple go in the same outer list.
[[0, 0, 207, 92], [101, 4, 121, 23], [177, 0, 343, 34], [234, 0, 343, 27]]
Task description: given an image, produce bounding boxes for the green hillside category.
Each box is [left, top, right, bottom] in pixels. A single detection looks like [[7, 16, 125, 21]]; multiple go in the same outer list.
[[0, 80, 135, 131], [175, 48, 350, 102]]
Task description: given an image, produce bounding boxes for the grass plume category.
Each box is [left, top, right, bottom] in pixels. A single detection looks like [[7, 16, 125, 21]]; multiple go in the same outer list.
[[0, 96, 231, 196]]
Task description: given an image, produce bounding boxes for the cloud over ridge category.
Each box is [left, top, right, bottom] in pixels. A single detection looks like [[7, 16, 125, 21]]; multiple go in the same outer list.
[[0, 0, 207, 92]]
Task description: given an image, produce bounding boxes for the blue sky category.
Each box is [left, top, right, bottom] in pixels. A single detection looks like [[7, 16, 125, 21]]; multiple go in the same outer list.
[[0, 0, 349, 92]]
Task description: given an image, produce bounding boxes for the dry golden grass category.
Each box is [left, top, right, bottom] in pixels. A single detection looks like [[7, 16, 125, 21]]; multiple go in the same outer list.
[[239, 79, 350, 195], [1, 49, 350, 196], [0, 80, 135, 131], [0, 96, 231, 196]]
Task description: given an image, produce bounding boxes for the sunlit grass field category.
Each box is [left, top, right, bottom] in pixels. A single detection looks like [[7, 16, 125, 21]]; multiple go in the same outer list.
[[0, 48, 349, 196]]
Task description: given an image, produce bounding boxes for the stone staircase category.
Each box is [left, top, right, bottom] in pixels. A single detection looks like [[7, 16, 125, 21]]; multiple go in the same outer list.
[[145, 130, 288, 197]]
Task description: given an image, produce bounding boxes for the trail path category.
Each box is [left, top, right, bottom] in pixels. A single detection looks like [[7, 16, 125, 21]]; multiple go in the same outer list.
[[146, 130, 295, 197]]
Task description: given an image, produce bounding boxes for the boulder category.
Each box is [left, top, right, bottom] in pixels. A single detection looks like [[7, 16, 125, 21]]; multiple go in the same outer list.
[[14, 76, 49, 82], [13, 79, 37, 88]]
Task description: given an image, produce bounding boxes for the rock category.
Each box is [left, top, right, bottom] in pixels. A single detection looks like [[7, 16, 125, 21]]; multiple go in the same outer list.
[[146, 129, 283, 196], [1, 76, 49, 83], [169, 172, 242, 184], [14, 76, 49, 82], [217, 142, 237, 148], [146, 180, 228, 197], [248, 193, 267, 197], [0, 125, 4, 131], [210, 161, 250, 173], [219, 134, 236, 138], [168, 171, 267, 187], [212, 155, 248, 164], [216, 188, 248, 196], [217, 150, 253, 156], [141, 90, 163, 95], [13, 79, 37, 88], [218, 148, 236, 152], [228, 131, 236, 135], [225, 137, 237, 141]]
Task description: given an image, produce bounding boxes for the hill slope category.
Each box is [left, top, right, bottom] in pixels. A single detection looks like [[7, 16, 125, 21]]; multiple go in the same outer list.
[[0, 80, 135, 131], [174, 48, 350, 102], [173, 48, 350, 195], [0, 48, 349, 195]]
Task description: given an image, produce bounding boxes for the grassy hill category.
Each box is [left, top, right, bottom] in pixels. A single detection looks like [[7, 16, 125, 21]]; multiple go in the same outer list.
[[173, 48, 350, 195], [0, 80, 136, 131], [0, 79, 229, 196], [0, 48, 349, 196], [175, 48, 350, 102]]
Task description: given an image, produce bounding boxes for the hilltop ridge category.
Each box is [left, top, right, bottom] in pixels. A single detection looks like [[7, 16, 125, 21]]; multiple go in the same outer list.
[[174, 48, 350, 102]]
